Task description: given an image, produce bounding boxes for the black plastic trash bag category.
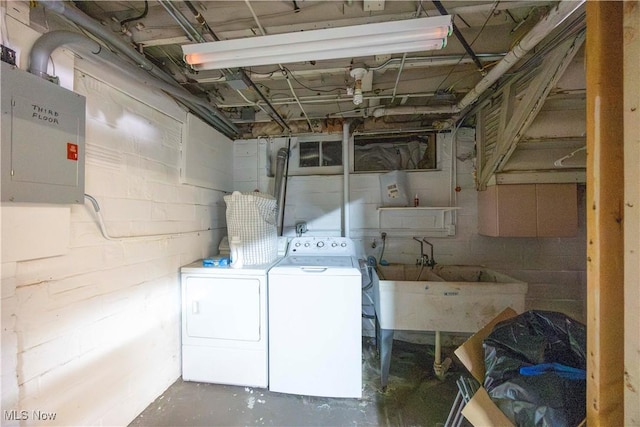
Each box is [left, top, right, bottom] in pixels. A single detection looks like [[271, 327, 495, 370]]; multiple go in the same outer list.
[[483, 310, 586, 427]]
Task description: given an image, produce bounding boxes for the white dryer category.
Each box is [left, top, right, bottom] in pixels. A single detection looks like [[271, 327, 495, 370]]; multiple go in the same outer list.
[[268, 237, 362, 398], [181, 259, 277, 388]]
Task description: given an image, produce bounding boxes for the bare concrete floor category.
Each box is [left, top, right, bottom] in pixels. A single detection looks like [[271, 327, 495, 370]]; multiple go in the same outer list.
[[130, 339, 464, 427]]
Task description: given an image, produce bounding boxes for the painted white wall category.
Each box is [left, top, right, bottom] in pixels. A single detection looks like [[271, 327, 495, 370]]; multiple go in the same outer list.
[[235, 127, 587, 326], [0, 4, 590, 425], [1, 15, 228, 426]]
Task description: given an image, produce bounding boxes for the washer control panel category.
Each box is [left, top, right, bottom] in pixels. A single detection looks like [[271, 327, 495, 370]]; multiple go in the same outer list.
[[287, 237, 356, 257]]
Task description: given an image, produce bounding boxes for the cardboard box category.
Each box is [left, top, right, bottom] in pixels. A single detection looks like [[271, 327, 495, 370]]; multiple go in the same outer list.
[[453, 307, 518, 426]]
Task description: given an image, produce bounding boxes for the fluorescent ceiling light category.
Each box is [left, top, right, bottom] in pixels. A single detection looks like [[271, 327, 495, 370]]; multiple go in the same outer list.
[[182, 16, 453, 70]]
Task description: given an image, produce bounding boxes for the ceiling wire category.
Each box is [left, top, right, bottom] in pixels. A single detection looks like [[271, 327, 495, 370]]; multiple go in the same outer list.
[[235, 89, 275, 121], [389, 2, 430, 107], [158, 0, 205, 43], [221, 90, 457, 109], [210, 1, 323, 29], [390, 53, 408, 103], [182, 0, 219, 41], [431, 0, 499, 95], [179, 0, 290, 132], [243, 69, 278, 78], [120, 0, 148, 26], [432, 0, 485, 74], [505, 9, 518, 25], [503, 12, 586, 77], [282, 67, 343, 93], [244, 0, 314, 132]]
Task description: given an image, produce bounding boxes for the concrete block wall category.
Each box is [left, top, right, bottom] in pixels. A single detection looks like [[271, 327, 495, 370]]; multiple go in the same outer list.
[[1, 20, 227, 426], [236, 127, 587, 325]]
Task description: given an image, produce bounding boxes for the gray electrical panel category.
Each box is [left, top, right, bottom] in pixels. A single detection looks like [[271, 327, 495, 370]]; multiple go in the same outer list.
[[1, 61, 85, 204]]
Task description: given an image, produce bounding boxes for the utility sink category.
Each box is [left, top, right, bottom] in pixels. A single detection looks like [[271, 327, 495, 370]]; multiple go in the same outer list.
[[371, 263, 527, 384], [374, 263, 527, 332], [432, 264, 521, 283]]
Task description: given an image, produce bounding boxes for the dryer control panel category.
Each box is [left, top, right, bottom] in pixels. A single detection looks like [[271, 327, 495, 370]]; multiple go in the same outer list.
[[287, 237, 356, 257]]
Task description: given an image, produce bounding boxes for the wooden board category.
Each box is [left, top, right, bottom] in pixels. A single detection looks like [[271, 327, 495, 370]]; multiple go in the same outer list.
[[586, 2, 625, 425]]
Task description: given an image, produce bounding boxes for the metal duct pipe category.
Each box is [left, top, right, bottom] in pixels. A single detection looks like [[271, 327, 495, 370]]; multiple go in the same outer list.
[[342, 121, 351, 238], [29, 30, 100, 78], [29, 30, 239, 137], [43, 1, 172, 84], [40, 1, 238, 137], [273, 147, 289, 200], [273, 147, 289, 236]]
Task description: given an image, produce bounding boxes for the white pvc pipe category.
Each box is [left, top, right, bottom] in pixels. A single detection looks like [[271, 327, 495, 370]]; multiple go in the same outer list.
[[456, 0, 585, 111], [370, 0, 584, 121], [84, 194, 209, 241], [372, 105, 458, 118]]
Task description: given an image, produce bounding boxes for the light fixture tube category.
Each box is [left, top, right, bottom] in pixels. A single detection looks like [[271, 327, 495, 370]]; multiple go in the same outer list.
[[189, 39, 447, 70], [190, 29, 447, 64], [182, 15, 452, 70]]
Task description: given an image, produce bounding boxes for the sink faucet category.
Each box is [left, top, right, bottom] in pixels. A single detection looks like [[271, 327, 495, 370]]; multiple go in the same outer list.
[[422, 238, 436, 268], [413, 237, 436, 268]]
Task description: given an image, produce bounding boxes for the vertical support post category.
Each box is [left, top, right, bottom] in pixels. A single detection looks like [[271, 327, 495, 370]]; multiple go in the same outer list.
[[586, 2, 625, 425], [623, 1, 640, 424]]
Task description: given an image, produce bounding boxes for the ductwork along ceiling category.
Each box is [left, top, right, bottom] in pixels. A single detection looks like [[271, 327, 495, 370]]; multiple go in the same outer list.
[[28, 0, 586, 149]]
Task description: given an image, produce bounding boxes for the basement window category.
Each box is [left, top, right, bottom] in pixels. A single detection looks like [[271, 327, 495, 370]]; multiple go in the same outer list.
[[284, 135, 344, 176], [353, 133, 437, 172], [299, 139, 342, 168]]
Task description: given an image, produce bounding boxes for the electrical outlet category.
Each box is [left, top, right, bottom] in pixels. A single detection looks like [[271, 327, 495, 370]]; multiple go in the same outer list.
[[1, 45, 16, 66], [381, 232, 387, 240], [295, 222, 307, 235]]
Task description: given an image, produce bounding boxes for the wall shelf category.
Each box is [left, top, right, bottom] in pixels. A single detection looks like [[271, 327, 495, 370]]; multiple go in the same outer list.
[[377, 206, 461, 211], [376, 206, 461, 237]]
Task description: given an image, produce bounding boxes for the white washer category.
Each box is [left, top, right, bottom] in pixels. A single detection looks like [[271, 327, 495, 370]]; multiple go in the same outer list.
[[181, 259, 278, 388], [268, 237, 362, 398]]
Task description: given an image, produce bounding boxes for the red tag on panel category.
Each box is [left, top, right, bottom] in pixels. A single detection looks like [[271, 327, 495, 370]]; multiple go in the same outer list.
[[67, 143, 78, 161]]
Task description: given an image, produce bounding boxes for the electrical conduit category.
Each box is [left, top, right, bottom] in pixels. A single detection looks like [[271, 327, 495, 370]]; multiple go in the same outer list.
[[39, 1, 238, 138], [175, 0, 291, 132], [28, 30, 238, 138], [244, 0, 312, 132]]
